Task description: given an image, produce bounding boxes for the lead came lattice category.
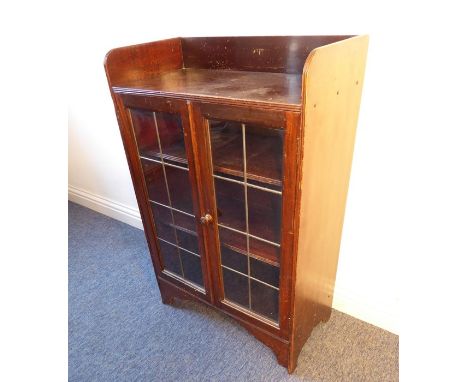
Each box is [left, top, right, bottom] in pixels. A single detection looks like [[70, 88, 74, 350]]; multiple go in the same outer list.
[[209, 120, 283, 323]]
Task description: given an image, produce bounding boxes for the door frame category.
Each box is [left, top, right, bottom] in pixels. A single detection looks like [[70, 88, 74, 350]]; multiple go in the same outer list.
[[189, 102, 301, 339], [116, 94, 214, 303]]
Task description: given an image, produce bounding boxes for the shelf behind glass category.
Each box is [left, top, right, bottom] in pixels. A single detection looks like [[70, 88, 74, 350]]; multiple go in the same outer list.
[[218, 226, 280, 267], [209, 120, 284, 188], [138, 120, 284, 190]]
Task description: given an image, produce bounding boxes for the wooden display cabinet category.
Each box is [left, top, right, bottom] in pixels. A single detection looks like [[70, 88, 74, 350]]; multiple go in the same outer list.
[[104, 35, 368, 372]]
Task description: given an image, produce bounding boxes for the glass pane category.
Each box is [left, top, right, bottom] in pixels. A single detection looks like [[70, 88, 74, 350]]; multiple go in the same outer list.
[[214, 177, 245, 232], [130, 109, 159, 159], [249, 237, 280, 264], [222, 268, 249, 308], [150, 203, 177, 244], [180, 250, 203, 287], [141, 159, 169, 205], [248, 186, 282, 244], [245, 124, 284, 187], [209, 120, 243, 178], [208, 118, 284, 323], [249, 178, 282, 193], [159, 241, 182, 276], [176, 229, 199, 254], [155, 112, 187, 166], [173, 211, 196, 232], [250, 258, 280, 288], [218, 226, 247, 254], [251, 280, 279, 322], [130, 107, 206, 291], [165, 165, 193, 214], [221, 247, 248, 274]]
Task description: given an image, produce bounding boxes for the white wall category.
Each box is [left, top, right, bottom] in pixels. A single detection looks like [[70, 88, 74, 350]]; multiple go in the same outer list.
[[68, 1, 403, 333]]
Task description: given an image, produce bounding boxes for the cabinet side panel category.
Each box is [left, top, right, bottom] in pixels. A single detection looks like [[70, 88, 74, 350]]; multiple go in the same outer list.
[[290, 36, 369, 370]]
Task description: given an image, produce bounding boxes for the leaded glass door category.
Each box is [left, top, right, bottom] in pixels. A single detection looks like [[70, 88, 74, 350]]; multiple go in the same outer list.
[[127, 102, 208, 295], [200, 110, 286, 326]]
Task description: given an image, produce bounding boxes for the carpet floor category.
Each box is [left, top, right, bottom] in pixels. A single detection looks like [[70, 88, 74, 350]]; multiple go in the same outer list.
[[69, 201, 398, 381]]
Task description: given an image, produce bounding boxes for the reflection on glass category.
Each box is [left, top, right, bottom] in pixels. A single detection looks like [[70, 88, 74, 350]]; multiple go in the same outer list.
[[245, 125, 284, 187], [209, 120, 284, 186], [155, 113, 187, 166], [176, 229, 199, 254], [209, 121, 243, 177], [222, 268, 249, 308], [214, 177, 245, 231], [150, 203, 177, 244], [141, 159, 169, 205], [173, 211, 196, 233], [248, 187, 282, 243], [218, 226, 247, 254], [131, 109, 187, 166], [131, 109, 159, 159], [249, 237, 280, 265], [180, 250, 203, 287], [130, 108, 204, 290], [159, 241, 182, 276], [250, 258, 280, 288], [165, 165, 193, 214], [251, 280, 279, 322], [209, 119, 285, 323], [221, 247, 248, 274]]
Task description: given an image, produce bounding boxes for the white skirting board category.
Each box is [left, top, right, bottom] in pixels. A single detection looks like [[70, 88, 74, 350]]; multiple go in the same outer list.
[[68, 184, 398, 334], [68, 185, 143, 230]]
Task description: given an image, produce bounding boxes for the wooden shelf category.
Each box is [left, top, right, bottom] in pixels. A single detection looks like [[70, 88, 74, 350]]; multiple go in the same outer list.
[[210, 123, 283, 187], [113, 68, 302, 112], [170, 221, 279, 266], [140, 142, 187, 167], [141, 125, 283, 188], [214, 175, 282, 246], [222, 236, 280, 267]]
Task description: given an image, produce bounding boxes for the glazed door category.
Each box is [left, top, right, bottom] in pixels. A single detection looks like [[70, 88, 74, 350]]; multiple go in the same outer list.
[[122, 96, 211, 299], [193, 104, 298, 335]]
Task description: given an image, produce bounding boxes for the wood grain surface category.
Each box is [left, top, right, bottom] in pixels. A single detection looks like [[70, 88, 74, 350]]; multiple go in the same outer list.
[[181, 36, 351, 74], [104, 35, 368, 373], [113, 68, 302, 111], [289, 35, 369, 371]]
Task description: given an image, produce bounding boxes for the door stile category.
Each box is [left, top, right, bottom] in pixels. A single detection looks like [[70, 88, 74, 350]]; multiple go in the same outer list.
[[188, 102, 224, 305], [179, 101, 215, 303], [186, 101, 219, 304], [277, 111, 302, 338]]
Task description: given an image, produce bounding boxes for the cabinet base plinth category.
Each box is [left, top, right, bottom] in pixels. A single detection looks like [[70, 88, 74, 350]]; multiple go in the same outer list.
[[160, 289, 175, 305], [156, 276, 298, 373]]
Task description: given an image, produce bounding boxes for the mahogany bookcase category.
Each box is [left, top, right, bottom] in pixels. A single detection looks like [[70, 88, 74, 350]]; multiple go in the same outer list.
[[104, 35, 368, 372]]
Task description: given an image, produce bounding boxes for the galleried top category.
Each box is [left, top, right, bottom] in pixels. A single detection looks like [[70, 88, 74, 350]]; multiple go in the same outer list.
[[105, 36, 354, 111]]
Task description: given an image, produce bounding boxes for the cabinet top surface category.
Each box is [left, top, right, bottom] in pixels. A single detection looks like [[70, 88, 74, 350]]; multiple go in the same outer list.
[[112, 68, 302, 111]]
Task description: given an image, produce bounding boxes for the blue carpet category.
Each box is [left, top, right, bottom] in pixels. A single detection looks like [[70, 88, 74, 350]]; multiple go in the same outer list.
[[69, 201, 398, 381]]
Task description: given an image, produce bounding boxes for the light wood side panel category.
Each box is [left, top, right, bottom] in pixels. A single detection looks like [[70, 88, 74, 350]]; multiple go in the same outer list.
[[289, 35, 369, 371]]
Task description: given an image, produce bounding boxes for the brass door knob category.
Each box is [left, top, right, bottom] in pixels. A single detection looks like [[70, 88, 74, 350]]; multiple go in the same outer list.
[[200, 214, 213, 224]]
